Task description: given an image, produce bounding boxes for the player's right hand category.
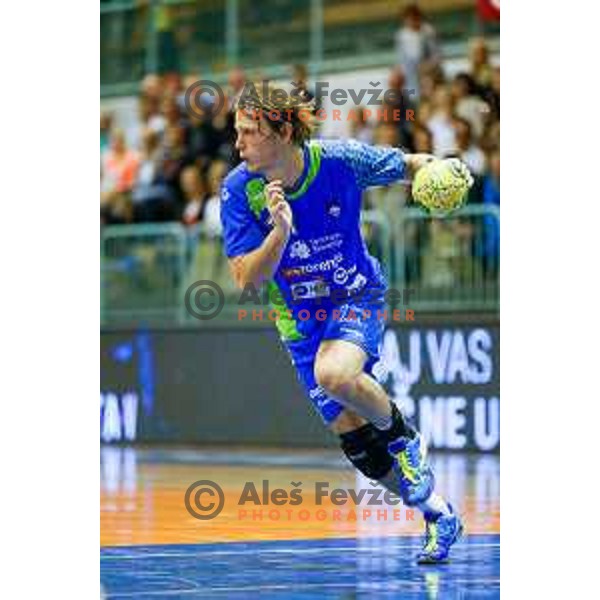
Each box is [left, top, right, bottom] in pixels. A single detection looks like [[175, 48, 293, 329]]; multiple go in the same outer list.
[[266, 180, 293, 238]]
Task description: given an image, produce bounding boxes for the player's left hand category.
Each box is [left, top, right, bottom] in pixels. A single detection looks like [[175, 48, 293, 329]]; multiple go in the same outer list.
[[406, 153, 436, 176]]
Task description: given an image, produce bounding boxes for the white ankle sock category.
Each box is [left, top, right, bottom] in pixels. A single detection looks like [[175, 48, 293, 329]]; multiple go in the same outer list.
[[418, 493, 451, 517]]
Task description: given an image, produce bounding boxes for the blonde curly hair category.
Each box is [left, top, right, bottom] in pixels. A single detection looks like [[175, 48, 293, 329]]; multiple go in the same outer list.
[[234, 81, 318, 145]]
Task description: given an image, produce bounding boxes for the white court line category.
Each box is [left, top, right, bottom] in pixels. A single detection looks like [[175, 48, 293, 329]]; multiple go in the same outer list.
[[101, 542, 500, 560], [106, 578, 500, 598]]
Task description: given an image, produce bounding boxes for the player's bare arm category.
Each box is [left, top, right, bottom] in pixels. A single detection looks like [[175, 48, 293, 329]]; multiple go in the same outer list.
[[228, 180, 293, 289]]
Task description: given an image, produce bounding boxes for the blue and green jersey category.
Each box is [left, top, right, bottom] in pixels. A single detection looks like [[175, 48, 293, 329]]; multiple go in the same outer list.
[[220, 139, 407, 340]]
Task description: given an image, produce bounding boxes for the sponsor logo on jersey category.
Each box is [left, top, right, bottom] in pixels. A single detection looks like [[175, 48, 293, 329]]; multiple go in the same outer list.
[[281, 253, 344, 280], [291, 280, 331, 300], [326, 197, 341, 218], [333, 264, 357, 285], [346, 273, 367, 293], [308, 233, 344, 254], [289, 240, 311, 259]]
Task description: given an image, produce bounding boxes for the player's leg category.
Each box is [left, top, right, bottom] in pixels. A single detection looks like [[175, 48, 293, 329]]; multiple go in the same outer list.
[[284, 317, 461, 563], [315, 309, 462, 562], [328, 407, 462, 564], [315, 338, 435, 502]]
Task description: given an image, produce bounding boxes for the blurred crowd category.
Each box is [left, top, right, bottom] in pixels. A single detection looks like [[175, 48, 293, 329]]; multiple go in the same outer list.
[[100, 4, 499, 286]]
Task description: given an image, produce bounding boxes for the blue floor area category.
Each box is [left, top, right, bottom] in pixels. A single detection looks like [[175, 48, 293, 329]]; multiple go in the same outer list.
[[101, 534, 500, 599]]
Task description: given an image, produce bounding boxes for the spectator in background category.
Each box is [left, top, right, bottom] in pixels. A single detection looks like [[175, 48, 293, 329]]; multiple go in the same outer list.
[[394, 4, 440, 99], [188, 90, 235, 173], [453, 117, 486, 176], [382, 66, 415, 149], [141, 73, 162, 105], [134, 91, 164, 155], [365, 121, 408, 281], [180, 165, 208, 226], [427, 86, 456, 157], [418, 68, 444, 103], [101, 128, 139, 224], [162, 94, 189, 140], [451, 72, 488, 139], [227, 66, 247, 108], [469, 37, 493, 90], [373, 122, 401, 148], [139, 74, 165, 134], [412, 123, 434, 154], [203, 160, 228, 237], [164, 72, 183, 98], [415, 100, 433, 128], [481, 119, 500, 153], [481, 146, 500, 277], [181, 72, 203, 116], [482, 66, 500, 121], [404, 124, 434, 284], [161, 125, 192, 207], [101, 112, 113, 155], [183, 161, 229, 282], [349, 106, 375, 145], [131, 128, 174, 222]]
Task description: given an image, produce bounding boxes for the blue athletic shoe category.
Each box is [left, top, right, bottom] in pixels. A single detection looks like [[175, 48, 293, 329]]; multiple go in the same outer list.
[[388, 433, 434, 506], [417, 505, 463, 564]]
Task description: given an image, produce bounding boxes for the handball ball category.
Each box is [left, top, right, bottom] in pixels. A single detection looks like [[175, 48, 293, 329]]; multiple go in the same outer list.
[[412, 159, 472, 214]]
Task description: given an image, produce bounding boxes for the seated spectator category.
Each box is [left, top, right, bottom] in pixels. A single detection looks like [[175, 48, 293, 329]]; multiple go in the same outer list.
[[384, 66, 415, 148], [180, 165, 208, 227], [349, 106, 375, 145], [412, 123, 434, 154], [162, 94, 190, 142], [453, 117, 486, 176], [131, 128, 175, 222], [367, 122, 410, 282], [418, 69, 441, 103], [451, 73, 489, 139], [480, 147, 500, 277], [427, 86, 456, 157], [415, 100, 433, 127], [203, 160, 228, 237], [373, 122, 401, 148], [482, 66, 500, 121], [101, 128, 139, 224], [140, 74, 165, 136], [395, 4, 441, 99], [469, 37, 494, 90], [421, 218, 462, 288], [141, 73, 163, 105], [161, 125, 193, 205], [100, 112, 113, 155], [227, 66, 247, 109], [188, 99, 234, 173], [481, 119, 500, 153], [164, 73, 183, 99]]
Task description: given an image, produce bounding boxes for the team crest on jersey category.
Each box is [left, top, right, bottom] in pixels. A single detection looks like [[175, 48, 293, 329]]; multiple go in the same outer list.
[[289, 240, 311, 259], [326, 197, 341, 218]]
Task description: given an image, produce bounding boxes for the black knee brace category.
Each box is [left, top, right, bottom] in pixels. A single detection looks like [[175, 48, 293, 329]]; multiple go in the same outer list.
[[340, 423, 394, 480]]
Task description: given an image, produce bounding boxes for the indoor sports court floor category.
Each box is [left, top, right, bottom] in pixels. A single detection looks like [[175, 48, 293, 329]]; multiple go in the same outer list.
[[100, 447, 500, 599]]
